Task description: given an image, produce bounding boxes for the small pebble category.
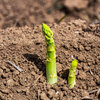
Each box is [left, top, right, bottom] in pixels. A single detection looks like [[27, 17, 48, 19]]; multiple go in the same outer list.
[[75, 30, 80, 34], [62, 87, 68, 91], [85, 46, 91, 51], [79, 45, 84, 51], [7, 79, 14, 86], [56, 91, 59, 95]]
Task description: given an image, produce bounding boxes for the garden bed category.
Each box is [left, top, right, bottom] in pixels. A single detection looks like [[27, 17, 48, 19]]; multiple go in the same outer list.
[[0, 19, 100, 100]]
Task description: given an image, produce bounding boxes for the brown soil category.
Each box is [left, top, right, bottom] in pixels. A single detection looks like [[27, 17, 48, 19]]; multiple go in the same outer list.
[[0, 0, 64, 28], [0, 0, 100, 100], [0, 19, 100, 100], [0, 0, 100, 29]]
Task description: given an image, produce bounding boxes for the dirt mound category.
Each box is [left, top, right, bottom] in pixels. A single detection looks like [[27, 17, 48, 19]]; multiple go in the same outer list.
[[0, 19, 100, 100]]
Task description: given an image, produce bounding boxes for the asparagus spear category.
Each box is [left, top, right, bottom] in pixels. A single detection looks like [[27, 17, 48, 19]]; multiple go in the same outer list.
[[68, 59, 78, 88], [42, 23, 57, 85]]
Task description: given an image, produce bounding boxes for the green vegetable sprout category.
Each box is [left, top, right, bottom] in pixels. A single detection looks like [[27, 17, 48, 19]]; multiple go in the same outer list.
[[42, 23, 57, 85], [68, 59, 78, 88]]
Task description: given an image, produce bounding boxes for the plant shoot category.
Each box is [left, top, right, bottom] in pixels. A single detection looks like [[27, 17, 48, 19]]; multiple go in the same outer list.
[[68, 59, 78, 88], [42, 23, 57, 85]]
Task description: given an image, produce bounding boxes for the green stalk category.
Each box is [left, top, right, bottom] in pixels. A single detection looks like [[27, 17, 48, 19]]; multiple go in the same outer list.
[[42, 23, 57, 85], [68, 59, 78, 88]]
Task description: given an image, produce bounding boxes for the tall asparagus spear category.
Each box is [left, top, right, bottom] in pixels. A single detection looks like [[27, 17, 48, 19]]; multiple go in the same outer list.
[[42, 23, 57, 85], [68, 59, 78, 88]]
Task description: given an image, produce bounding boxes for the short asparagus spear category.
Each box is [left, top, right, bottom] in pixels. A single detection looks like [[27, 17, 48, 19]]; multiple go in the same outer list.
[[68, 59, 78, 88], [42, 23, 57, 85]]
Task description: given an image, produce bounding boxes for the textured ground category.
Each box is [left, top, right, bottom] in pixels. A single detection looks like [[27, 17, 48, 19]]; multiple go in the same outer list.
[[0, 19, 100, 100], [0, 0, 100, 29], [0, 0, 100, 100]]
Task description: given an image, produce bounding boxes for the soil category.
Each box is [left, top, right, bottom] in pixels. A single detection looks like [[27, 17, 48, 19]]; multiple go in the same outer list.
[[0, 0, 64, 28], [0, 0, 100, 100], [0, 0, 100, 29], [0, 19, 100, 100]]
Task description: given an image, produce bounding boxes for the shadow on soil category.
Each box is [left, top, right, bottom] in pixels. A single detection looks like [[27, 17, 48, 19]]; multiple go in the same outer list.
[[58, 69, 69, 82], [23, 53, 46, 74], [23, 53, 70, 81]]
